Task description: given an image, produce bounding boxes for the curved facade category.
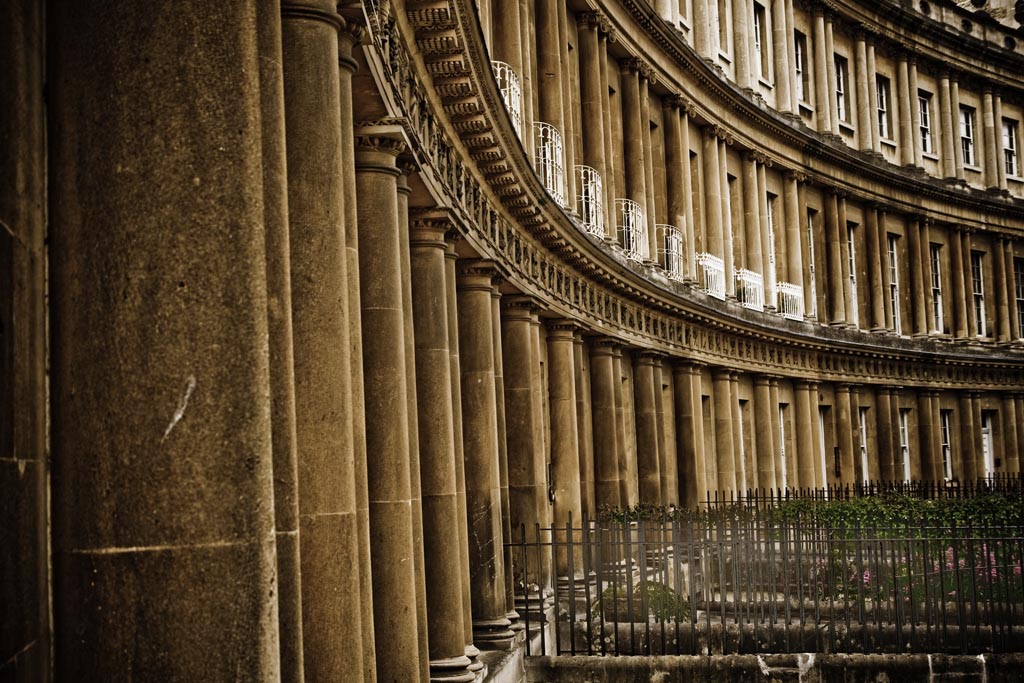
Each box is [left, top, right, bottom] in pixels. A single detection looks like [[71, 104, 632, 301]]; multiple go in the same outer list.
[[2, 0, 1024, 680]]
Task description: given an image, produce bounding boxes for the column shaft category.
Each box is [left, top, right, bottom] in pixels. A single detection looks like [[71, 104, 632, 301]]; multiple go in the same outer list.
[[908, 218, 927, 336], [983, 90, 999, 188], [825, 19, 840, 134], [951, 79, 965, 180], [713, 369, 737, 496], [721, 139, 736, 297], [836, 385, 856, 485], [962, 229, 977, 338], [939, 75, 956, 178], [812, 11, 831, 132], [743, 154, 763, 276], [825, 191, 846, 324], [703, 128, 724, 263], [547, 323, 583, 578], [769, 379, 784, 490], [784, 173, 804, 296], [795, 382, 815, 488], [897, 56, 914, 165], [995, 237, 1011, 343], [681, 111, 697, 279], [909, 61, 923, 166], [591, 342, 622, 508], [958, 394, 977, 481], [755, 377, 777, 491], [917, 392, 936, 482], [1007, 241, 1021, 341], [921, 220, 936, 335], [574, 336, 596, 516], [50, 1, 282, 676], [867, 43, 881, 152], [876, 389, 894, 481], [658, 361, 679, 505], [732, 0, 752, 88], [634, 355, 663, 503], [1003, 395, 1020, 474], [951, 227, 969, 339], [758, 161, 775, 307], [772, 0, 792, 112], [600, 33, 616, 236], [865, 208, 885, 331], [622, 63, 649, 257], [641, 77, 658, 257], [854, 36, 872, 150], [578, 14, 607, 235]]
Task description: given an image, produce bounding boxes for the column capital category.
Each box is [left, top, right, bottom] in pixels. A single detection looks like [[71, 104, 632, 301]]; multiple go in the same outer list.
[[785, 169, 808, 183], [703, 124, 733, 144], [456, 259, 501, 290], [621, 57, 655, 82], [712, 366, 733, 381], [354, 135, 406, 174], [671, 358, 706, 374], [281, 0, 345, 30], [576, 10, 606, 30], [337, 18, 366, 70], [501, 294, 543, 319], [665, 94, 697, 116], [409, 209, 453, 247], [589, 336, 620, 356], [546, 318, 581, 340]]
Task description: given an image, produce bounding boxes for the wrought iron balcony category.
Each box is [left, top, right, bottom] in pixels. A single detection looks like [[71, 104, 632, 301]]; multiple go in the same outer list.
[[735, 269, 765, 310], [695, 252, 725, 300], [776, 281, 804, 320], [575, 165, 604, 238], [491, 61, 522, 137], [657, 224, 684, 282], [615, 198, 644, 262], [534, 121, 566, 208]]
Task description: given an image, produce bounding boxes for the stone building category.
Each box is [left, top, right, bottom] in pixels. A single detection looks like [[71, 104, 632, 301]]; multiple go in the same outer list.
[[2, 0, 1024, 680]]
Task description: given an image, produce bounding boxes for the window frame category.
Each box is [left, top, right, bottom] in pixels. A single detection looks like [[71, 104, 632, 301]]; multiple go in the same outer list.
[[970, 250, 986, 337], [1003, 117, 1019, 178], [1014, 257, 1024, 340], [887, 233, 901, 334], [834, 54, 849, 123], [918, 91, 933, 155], [794, 31, 809, 104], [960, 105, 976, 167], [929, 243, 944, 334], [876, 75, 892, 140], [939, 409, 953, 481]]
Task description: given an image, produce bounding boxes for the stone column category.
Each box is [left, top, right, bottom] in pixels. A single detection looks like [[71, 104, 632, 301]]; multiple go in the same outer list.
[[674, 363, 709, 506], [502, 297, 547, 583], [951, 78, 966, 180], [769, 379, 784, 488], [835, 385, 856, 485], [951, 226, 969, 339], [557, 0, 578, 207], [907, 217, 927, 337], [721, 138, 737, 297], [657, 360, 679, 505], [355, 136, 425, 683], [838, 196, 855, 327], [939, 73, 956, 178], [457, 262, 514, 649], [641, 76, 658, 258], [634, 353, 664, 504], [444, 240, 480, 668], [812, 8, 832, 133], [876, 388, 894, 481], [995, 94, 1007, 190], [825, 191, 846, 325], [809, 383, 825, 488], [703, 127, 725, 266], [785, 0, 799, 112], [280, 5, 364, 680], [1003, 395, 1020, 474], [783, 172, 804, 303], [972, 393, 985, 477], [665, 97, 686, 251], [730, 373, 749, 492], [890, 390, 904, 481], [825, 18, 840, 134], [397, 166, 430, 683], [772, 0, 792, 112], [758, 160, 775, 308], [959, 394, 978, 481], [591, 340, 622, 509], [681, 107, 698, 279], [536, 0, 565, 166], [929, 393, 945, 481], [622, 60, 649, 258], [520, 0, 536, 158], [49, 0, 281, 677], [547, 321, 583, 579], [2, 2, 47, 679], [794, 382, 815, 489], [743, 153, 763, 277], [755, 376, 777, 491], [1007, 240, 1021, 342], [600, 30, 617, 235], [921, 218, 936, 334], [578, 12, 607, 234], [612, 348, 634, 507], [656, 0, 676, 21], [854, 32, 872, 151], [713, 368, 737, 496], [867, 42, 881, 152], [491, 0, 522, 81], [909, 60, 923, 166], [408, 218, 474, 682], [865, 207, 886, 332], [962, 229, 977, 338], [917, 391, 936, 482], [995, 236, 1011, 344], [982, 89, 999, 189], [253, 4, 303, 678], [574, 334, 596, 517], [732, 0, 752, 89], [693, 0, 715, 57], [896, 55, 914, 166], [335, 17, 377, 680]]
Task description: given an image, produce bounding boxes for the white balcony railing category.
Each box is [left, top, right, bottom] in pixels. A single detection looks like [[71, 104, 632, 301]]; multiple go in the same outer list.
[[615, 198, 644, 262], [534, 122, 566, 208], [657, 224, 684, 281], [776, 281, 805, 320], [735, 269, 765, 310], [491, 61, 522, 137], [575, 165, 604, 237], [696, 252, 725, 300]]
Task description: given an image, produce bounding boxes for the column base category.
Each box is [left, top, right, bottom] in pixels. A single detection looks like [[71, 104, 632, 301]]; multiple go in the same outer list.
[[465, 644, 484, 674], [506, 609, 525, 632], [429, 655, 477, 682], [472, 616, 516, 651]]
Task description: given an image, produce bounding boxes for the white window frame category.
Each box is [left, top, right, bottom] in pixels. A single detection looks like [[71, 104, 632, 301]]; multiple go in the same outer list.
[[971, 250, 986, 337], [876, 75, 892, 140], [887, 234, 901, 334], [1015, 257, 1024, 340], [858, 406, 870, 485], [981, 412, 995, 479], [1003, 118, 1019, 178], [939, 409, 953, 481], [778, 404, 788, 490], [767, 194, 777, 300], [807, 209, 818, 319], [960, 106, 976, 167], [929, 243, 943, 334], [834, 54, 849, 123], [898, 408, 912, 483], [794, 31, 809, 103], [753, 3, 770, 81], [918, 92, 933, 154], [847, 223, 859, 328]]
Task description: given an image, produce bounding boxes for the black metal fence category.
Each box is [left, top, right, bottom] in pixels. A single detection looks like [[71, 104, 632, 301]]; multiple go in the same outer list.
[[511, 508, 1024, 657]]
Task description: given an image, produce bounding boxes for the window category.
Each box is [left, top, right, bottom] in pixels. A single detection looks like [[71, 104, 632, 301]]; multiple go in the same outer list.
[[754, 3, 770, 80], [930, 244, 944, 333], [858, 407, 870, 485], [807, 209, 818, 319], [847, 223, 859, 328], [981, 412, 995, 478], [971, 250, 986, 337], [939, 409, 953, 481], [1014, 257, 1024, 340], [898, 408, 911, 483], [876, 76, 892, 140], [1004, 118, 1019, 177], [778, 405, 788, 489], [718, 0, 730, 52], [794, 31, 809, 103], [888, 234, 901, 334], [834, 55, 849, 123], [960, 106, 976, 166], [918, 92, 933, 154], [767, 194, 777, 298]]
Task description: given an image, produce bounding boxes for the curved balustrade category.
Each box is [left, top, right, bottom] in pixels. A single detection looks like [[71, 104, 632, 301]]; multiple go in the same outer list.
[[615, 198, 645, 262], [534, 121, 566, 208], [657, 224, 684, 281], [575, 165, 605, 237], [776, 281, 805, 320], [491, 60, 522, 138], [696, 252, 726, 300], [736, 269, 765, 311]]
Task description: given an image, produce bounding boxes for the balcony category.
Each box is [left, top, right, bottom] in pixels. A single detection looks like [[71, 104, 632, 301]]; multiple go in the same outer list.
[[575, 165, 604, 238], [534, 122, 566, 208], [491, 61, 522, 137], [735, 269, 764, 310], [615, 198, 644, 262], [657, 224, 684, 282], [776, 281, 804, 320], [695, 252, 725, 300]]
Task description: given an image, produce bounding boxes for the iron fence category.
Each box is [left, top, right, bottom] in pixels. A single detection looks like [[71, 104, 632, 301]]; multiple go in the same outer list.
[[510, 507, 1024, 658]]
